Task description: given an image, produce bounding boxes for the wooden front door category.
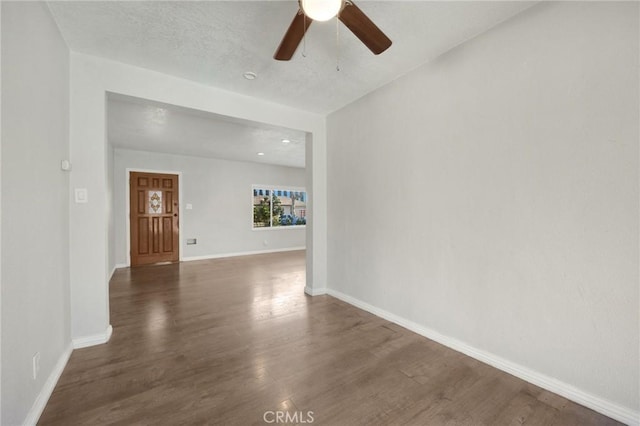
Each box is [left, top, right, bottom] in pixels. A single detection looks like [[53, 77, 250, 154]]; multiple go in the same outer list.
[[130, 172, 179, 266]]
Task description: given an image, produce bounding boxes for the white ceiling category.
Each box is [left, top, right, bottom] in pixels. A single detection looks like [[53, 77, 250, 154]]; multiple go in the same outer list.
[[107, 94, 308, 168], [52, 1, 536, 168], [48, 1, 536, 115]]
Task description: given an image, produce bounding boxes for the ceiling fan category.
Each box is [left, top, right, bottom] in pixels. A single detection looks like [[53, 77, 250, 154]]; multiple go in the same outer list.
[[274, 0, 392, 61]]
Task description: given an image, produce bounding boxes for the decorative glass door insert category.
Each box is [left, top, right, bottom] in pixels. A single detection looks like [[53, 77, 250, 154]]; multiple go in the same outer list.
[[148, 191, 162, 214]]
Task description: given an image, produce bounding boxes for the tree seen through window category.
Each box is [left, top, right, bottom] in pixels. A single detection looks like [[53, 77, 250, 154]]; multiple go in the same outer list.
[[253, 187, 306, 228]]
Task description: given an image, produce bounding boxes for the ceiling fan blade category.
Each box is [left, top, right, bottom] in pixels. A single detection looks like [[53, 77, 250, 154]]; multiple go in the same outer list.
[[339, 1, 392, 55], [274, 11, 313, 61]]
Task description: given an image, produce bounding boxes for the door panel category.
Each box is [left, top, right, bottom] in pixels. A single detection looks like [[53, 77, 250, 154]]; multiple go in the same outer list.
[[138, 217, 149, 254], [137, 190, 145, 214], [163, 217, 173, 251], [130, 172, 179, 266]]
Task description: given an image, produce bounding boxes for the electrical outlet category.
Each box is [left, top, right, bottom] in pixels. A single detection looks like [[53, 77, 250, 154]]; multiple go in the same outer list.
[[263, 240, 268, 246], [32, 352, 40, 380]]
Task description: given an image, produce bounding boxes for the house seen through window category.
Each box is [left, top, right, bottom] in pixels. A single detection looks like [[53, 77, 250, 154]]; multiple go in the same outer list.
[[253, 186, 307, 228]]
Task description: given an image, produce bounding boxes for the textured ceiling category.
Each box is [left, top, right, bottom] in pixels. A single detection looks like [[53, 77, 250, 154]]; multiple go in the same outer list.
[[48, 1, 536, 114], [107, 94, 307, 168]]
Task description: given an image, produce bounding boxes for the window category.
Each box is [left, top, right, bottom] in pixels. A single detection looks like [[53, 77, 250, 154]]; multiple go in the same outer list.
[[253, 186, 307, 229]]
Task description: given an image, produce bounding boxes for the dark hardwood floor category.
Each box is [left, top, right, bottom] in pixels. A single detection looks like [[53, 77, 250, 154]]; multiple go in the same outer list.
[[39, 250, 619, 425]]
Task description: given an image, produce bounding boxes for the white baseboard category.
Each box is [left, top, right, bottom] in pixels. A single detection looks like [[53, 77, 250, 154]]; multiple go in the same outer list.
[[326, 288, 639, 426], [109, 264, 128, 281], [182, 247, 305, 262], [23, 343, 73, 426], [72, 325, 113, 349], [304, 286, 327, 296]]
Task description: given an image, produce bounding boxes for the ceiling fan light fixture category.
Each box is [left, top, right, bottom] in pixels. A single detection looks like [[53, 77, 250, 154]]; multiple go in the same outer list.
[[274, 0, 391, 61], [301, 0, 342, 22]]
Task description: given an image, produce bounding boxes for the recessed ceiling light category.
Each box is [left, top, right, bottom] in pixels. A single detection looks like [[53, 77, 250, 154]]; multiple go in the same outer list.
[[257, 152, 265, 156], [243, 71, 257, 80], [282, 139, 290, 144]]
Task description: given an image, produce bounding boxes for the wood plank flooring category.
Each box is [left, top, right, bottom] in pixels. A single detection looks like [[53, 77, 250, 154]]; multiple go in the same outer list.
[[39, 250, 620, 425]]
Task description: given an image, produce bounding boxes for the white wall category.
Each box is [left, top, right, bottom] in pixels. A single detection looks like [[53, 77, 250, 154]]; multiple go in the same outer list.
[[0, 3, 3, 420], [1, 3, 71, 424], [327, 2, 638, 423], [107, 143, 115, 276], [68, 52, 326, 342], [113, 148, 306, 265]]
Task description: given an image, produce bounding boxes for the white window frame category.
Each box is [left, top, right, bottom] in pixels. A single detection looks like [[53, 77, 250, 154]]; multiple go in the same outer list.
[[251, 184, 307, 231]]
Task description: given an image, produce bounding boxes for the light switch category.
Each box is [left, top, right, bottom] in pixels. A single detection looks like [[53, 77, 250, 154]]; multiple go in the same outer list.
[[74, 188, 88, 203], [186, 203, 193, 210]]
